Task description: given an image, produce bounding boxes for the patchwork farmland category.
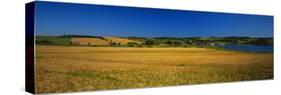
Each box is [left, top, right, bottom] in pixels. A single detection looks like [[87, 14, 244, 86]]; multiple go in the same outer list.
[[71, 38, 109, 46], [36, 35, 142, 46]]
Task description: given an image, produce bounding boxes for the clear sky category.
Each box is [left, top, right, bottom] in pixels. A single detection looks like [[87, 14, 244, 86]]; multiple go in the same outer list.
[[35, 1, 273, 38]]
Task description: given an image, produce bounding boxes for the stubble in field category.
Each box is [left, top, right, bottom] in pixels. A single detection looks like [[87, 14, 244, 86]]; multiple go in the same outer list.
[[35, 45, 273, 93]]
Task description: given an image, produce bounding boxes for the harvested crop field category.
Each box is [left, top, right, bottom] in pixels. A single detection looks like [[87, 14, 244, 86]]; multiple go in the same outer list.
[[35, 45, 273, 93], [104, 36, 141, 45], [71, 38, 109, 45]]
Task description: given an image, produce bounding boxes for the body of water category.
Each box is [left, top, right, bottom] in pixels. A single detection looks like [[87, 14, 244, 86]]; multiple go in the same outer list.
[[223, 44, 273, 52]]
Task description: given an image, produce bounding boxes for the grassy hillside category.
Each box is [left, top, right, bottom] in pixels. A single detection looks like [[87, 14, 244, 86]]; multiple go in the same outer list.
[[36, 36, 142, 46]]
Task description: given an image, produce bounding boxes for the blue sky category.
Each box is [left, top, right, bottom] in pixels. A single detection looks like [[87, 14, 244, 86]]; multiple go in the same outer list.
[[35, 1, 273, 37]]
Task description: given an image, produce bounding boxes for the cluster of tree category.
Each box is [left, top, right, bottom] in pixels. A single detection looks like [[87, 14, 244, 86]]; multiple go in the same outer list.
[[165, 40, 184, 46], [213, 37, 273, 46], [125, 36, 273, 47], [243, 38, 273, 46], [59, 35, 106, 40], [127, 42, 141, 47], [109, 40, 121, 46], [144, 39, 159, 45]]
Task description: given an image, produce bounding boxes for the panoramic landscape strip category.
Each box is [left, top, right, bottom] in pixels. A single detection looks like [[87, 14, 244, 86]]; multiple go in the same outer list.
[[36, 35, 273, 52], [26, 1, 274, 94]]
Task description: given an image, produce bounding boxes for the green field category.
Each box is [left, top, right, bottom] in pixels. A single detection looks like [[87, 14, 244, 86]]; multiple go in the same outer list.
[[36, 36, 71, 45], [35, 45, 273, 93]]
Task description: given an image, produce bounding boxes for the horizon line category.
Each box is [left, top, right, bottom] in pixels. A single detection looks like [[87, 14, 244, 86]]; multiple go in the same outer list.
[[36, 34, 273, 38]]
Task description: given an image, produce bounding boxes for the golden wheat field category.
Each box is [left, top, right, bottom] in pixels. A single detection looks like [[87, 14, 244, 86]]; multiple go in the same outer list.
[[35, 45, 273, 93]]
